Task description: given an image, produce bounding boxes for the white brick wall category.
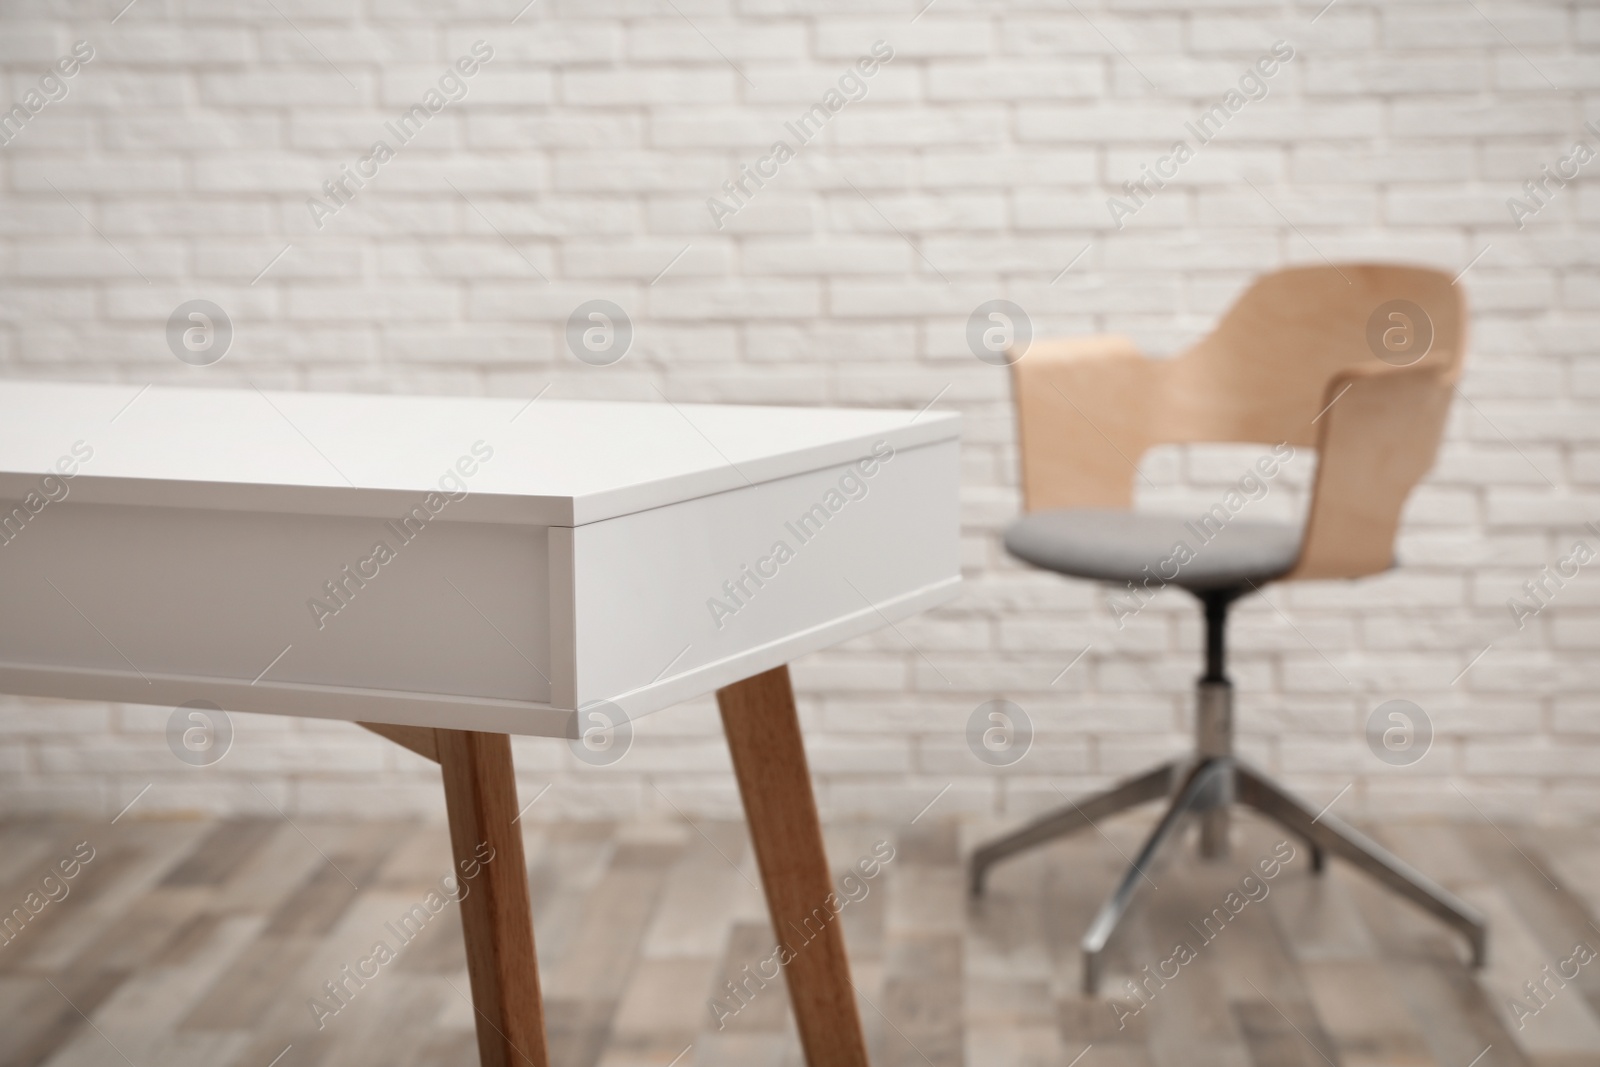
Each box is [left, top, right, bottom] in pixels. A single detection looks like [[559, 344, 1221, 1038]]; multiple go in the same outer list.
[[0, 0, 1596, 826]]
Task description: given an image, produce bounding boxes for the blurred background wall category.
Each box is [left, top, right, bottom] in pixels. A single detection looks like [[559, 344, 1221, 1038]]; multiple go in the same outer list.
[[0, 0, 1595, 824]]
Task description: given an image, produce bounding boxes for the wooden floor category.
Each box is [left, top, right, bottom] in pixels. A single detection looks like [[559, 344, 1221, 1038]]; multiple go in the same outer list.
[[2, 809, 1598, 1067]]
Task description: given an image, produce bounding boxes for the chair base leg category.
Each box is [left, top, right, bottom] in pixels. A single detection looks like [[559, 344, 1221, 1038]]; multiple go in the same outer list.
[[1235, 762, 1487, 967], [1081, 759, 1232, 995], [969, 760, 1177, 897], [967, 757, 1488, 995], [1198, 804, 1230, 861]]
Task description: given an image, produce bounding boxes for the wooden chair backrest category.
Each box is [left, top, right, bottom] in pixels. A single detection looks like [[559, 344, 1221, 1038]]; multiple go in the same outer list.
[[1009, 263, 1468, 581], [1156, 263, 1465, 448]]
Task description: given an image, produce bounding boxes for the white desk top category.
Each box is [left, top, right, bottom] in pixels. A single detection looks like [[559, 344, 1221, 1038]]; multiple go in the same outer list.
[[0, 378, 962, 732], [0, 381, 960, 525]]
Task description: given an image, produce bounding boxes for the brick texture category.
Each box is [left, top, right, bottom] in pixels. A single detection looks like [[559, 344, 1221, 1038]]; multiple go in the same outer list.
[[0, 0, 1595, 825]]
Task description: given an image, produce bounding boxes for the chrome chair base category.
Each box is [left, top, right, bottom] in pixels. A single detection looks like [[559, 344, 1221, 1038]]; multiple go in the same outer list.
[[969, 683, 1488, 996]]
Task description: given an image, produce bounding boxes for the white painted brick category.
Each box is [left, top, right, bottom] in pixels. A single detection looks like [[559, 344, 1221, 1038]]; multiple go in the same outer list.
[[1391, 100, 1573, 139], [286, 283, 462, 321], [384, 67, 555, 107], [1464, 740, 1600, 776], [814, 21, 995, 60], [1045, 701, 1178, 736], [0, 0, 1592, 822], [649, 110, 791, 148], [200, 71, 371, 107], [918, 739, 1090, 776], [926, 59, 1104, 100], [0, 25, 65, 62], [644, 280, 820, 319], [1018, 103, 1193, 143], [742, 320, 916, 364], [13, 158, 183, 191], [1381, 8, 1567, 49], [15, 240, 183, 279], [1494, 55, 1600, 93], [744, 69, 922, 108], [554, 151, 721, 192], [833, 106, 1008, 148], [0, 114, 90, 150], [561, 67, 734, 105], [925, 149, 1099, 187], [809, 737, 913, 775], [375, 239, 557, 280], [260, 27, 434, 66], [1292, 143, 1477, 184], [1190, 19, 1344, 52], [192, 155, 327, 192], [1484, 489, 1600, 527], [229, 0, 365, 21], [447, 25, 623, 64], [740, 238, 909, 276], [468, 113, 642, 149], [627, 23, 806, 62], [655, 193, 815, 235], [379, 157, 549, 193], [100, 28, 256, 63], [1017, 187, 1168, 230], [379, 326, 555, 365], [1200, 188, 1377, 229], [1305, 55, 1486, 95]]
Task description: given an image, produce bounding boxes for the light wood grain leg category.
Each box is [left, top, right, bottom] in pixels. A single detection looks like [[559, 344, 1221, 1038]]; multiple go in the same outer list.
[[716, 664, 870, 1067], [436, 728, 550, 1067]]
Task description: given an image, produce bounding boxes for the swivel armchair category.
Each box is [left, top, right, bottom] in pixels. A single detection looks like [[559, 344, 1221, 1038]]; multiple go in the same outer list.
[[968, 263, 1488, 993]]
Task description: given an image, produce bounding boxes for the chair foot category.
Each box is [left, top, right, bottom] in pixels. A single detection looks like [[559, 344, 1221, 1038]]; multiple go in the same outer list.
[[969, 761, 1177, 898], [1235, 762, 1487, 967], [1081, 759, 1231, 995]]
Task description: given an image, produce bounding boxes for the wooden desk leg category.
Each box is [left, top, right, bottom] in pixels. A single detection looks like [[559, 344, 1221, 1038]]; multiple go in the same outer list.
[[716, 665, 871, 1067], [436, 729, 551, 1067]]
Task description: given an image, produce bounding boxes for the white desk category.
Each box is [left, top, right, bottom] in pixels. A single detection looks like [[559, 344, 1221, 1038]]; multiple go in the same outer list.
[[0, 380, 961, 1067]]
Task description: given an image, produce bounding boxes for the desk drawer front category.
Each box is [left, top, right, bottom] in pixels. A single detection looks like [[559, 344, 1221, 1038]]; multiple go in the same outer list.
[[0, 502, 551, 705]]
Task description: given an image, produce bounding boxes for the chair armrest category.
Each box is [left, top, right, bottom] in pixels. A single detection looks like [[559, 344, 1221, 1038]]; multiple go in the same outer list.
[[1011, 335, 1158, 511], [1284, 363, 1456, 581]]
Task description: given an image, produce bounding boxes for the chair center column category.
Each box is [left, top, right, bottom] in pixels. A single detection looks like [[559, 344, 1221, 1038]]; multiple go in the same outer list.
[[1196, 589, 1241, 858]]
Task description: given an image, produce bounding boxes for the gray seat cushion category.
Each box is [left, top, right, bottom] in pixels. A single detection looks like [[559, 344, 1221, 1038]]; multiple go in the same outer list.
[[1004, 508, 1302, 593]]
